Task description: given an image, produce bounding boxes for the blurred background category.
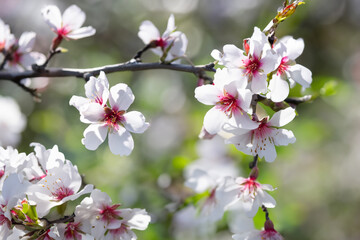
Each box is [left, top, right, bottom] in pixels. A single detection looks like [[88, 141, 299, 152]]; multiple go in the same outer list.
[[0, 0, 360, 239]]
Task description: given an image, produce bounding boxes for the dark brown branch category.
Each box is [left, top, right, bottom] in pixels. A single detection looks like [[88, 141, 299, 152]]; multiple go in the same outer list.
[[0, 61, 216, 82]]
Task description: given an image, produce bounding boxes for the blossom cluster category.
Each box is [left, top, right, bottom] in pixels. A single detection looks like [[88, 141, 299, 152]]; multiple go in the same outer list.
[[0, 144, 150, 239]]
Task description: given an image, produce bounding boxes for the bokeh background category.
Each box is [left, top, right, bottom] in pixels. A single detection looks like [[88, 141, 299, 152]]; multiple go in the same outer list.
[[1, 0, 360, 239]]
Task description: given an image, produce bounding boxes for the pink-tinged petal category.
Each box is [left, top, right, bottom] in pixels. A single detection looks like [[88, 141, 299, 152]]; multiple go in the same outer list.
[[62, 5, 86, 31], [272, 129, 296, 146], [69, 95, 90, 111], [108, 127, 134, 156], [267, 75, 289, 102], [123, 111, 149, 133], [109, 83, 135, 111], [289, 64, 312, 88], [232, 112, 259, 130], [258, 189, 276, 208], [163, 14, 176, 38], [269, 107, 296, 127], [41, 5, 62, 31], [20, 52, 46, 69], [282, 36, 304, 60], [138, 20, 160, 44], [169, 32, 187, 57], [82, 123, 108, 151], [18, 32, 36, 53], [258, 137, 277, 162], [62, 184, 93, 203], [194, 85, 221, 105], [81, 102, 105, 122], [222, 44, 245, 68], [203, 107, 227, 134], [85, 72, 109, 105], [260, 49, 279, 73], [66, 26, 96, 40], [251, 73, 267, 94]]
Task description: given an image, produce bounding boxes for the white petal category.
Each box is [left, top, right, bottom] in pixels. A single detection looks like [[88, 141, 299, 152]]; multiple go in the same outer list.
[[289, 64, 312, 88], [66, 26, 96, 40], [138, 20, 160, 44], [41, 5, 62, 31], [123, 111, 149, 133], [272, 129, 296, 146], [232, 112, 259, 130], [211, 49, 223, 62], [258, 189, 276, 208], [203, 107, 227, 134], [18, 32, 36, 53], [82, 123, 108, 151], [267, 75, 289, 102], [80, 102, 105, 122], [121, 208, 151, 230], [62, 5, 86, 31], [194, 85, 221, 105], [84, 72, 109, 105], [260, 48, 279, 74], [269, 107, 296, 127], [163, 14, 176, 38], [69, 95, 90, 111], [222, 44, 245, 68], [20, 52, 46, 69], [169, 32, 187, 57], [109, 83, 135, 111], [108, 127, 134, 156], [251, 73, 267, 94], [257, 137, 277, 163], [282, 36, 304, 60]]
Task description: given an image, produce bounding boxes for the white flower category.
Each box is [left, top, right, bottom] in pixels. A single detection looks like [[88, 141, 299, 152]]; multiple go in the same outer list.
[[138, 14, 188, 62], [70, 71, 149, 156], [211, 27, 279, 94], [267, 36, 312, 102], [232, 219, 283, 240], [26, 160, 93, 217], [51, 221, 94, 240], [225, 107, 296, 163], [4, 32, 46, 74], [75, 189, 151, 239], [0, 96, 26, 147], [42, 5, 96, 40], [0, 18, 15, 52], [223, 176, 276, 217], [195, 68, 257, 135]]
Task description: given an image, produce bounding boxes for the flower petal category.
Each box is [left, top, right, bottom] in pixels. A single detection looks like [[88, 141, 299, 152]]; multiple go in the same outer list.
[[123, 111, 149, 133], [267, 75, 289, 103], [194, 85, 221, 105], [81, 123, 108, 151], [41, 5, 62, 31], [282, 36, 304, 60], [18, 32, 36, 53], [251, 73, 267, 94], [66, 26, 96, 40], [289, 64, 312, 88], [138, 20, 160, 44], [80, 102, 105, 123], [203, 107, 227, 134], [272, 129, 296, 146], [222, 44, 245, 68], [108, 127, 134, 156], [62, 5, 86, 31], [269, 107, 296, 127], [109, 83, 135, 111], [163, 14, 176, 38]]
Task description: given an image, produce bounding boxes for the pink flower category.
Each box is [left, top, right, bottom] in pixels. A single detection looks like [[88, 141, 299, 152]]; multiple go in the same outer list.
[[138, 14, 188, 62], [225, 107, 296, 163], [211, 27, 279, 94], [195, 68, 257, 134], [42, 5, 96, 41], [232, 219, 283, 240], [70, 71, 149, 156]]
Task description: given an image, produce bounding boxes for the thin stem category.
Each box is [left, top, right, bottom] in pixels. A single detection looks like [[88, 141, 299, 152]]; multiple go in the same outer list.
[[133, 44, 152, 61], [35, 49, 62, 70], [262, 205, 270, 220], [249, 155, 258, 169]]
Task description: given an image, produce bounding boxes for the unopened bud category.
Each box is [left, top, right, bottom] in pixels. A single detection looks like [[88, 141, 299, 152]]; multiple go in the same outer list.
[[264, 219, 275, 231], [249, 166, 259, 179], [243, 39, 250, 55], [197, 78, 205, 87], [276, 1, 305, 22]]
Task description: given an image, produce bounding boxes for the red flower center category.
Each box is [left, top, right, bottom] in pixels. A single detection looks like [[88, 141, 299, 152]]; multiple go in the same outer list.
[[241, 178, 260, 194], [52, 186, 74, 201], [243, 56, 261, 76], [99, 204, 121, 224], [57, 26, 70, 37], [277, 56, 290, 75], [252, 121, 272, 139], [103, 107, 125, 130], [216, 91, 240, 116], [155, 38, 167, 48], [64, 222, 82, 239]]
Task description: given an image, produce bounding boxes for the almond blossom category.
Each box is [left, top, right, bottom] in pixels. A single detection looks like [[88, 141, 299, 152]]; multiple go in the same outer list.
[[211, 27, 279, 94], [222, 173, 276, 217], [42, 5, 96, 48], [232, 219, 283, 240], [138, 14, 188, 62], [26, 160, 93, 217], [267, 36, 313, 102], [225, 107, 296, 162], [195, 68, 257, 135], [0, 18, 15, 52], [70, 71, 149, 156], [75, 189, 151, 240]]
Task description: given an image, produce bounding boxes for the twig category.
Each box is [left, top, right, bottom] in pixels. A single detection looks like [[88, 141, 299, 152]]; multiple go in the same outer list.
[[35, 49, 62, 70], [262, 205, 270, 220], [249, 155, 258, 169]]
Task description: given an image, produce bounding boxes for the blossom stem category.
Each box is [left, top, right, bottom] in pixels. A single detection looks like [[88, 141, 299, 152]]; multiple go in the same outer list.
[[249, 155, 258, 169], [262, 205, 270, 220], [34, 49, 62, 70]]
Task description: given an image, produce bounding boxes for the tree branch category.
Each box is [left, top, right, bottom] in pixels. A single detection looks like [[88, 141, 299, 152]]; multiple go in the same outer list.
[[0, 61, 216, 82]]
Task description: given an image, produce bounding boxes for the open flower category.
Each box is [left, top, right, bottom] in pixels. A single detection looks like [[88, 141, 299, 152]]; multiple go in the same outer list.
[[195, 68, 257, 135], [0, 18, 15, 52], [211, 27, 279, 94], [232, 219, 283, 240], [138, 14, 188, 62], [267, 36, 312, 102], [225, 107, 296, 162], [70, 71, 149, 156]]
